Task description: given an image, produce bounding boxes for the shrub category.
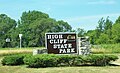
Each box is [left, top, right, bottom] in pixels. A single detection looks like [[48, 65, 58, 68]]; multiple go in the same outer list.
[[2, 54, 25, 65], [24, 54, 118, 68], [24, 54, 59, 68], [2, 54, 118, 67], [86, 54, 118, 66], [57, 55, 71, 66]]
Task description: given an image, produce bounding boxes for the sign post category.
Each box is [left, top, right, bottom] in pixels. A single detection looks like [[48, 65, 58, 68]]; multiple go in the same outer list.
[[45, 32, 77, 54], [6, 38, 10, 48], [19, 34, 22, 48]]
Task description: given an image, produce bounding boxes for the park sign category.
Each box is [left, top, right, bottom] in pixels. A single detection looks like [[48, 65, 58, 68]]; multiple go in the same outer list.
[[45, 32, 77, 54]]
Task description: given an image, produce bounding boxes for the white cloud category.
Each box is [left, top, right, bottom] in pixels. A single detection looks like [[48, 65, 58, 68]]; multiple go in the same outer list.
[[66, 13, 120, 22], [64, 13, 120, 30], [88, 0, 116, 5]]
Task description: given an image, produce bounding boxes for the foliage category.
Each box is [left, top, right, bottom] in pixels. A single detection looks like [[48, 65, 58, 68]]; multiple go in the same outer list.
[[96, 33, 109, 44], [1, 54, 118, 67], [0, 10, 72, 48], [17, 11, 72, 47], [86, 16, 116, 44], [1, 10, 120, 47], [87, 54, 118, 66], [115, 16, 120, 23], [92, 44, 120, 54], [76, 28, 86, 37], [2, 54, 25, 65], [23, 54, 118, 68], [0, 14, 17, 47], [24, 54, 59, 68], [20, 10, 49, 25], [112, 23, 120, 43], [57, 20, 72, 32], [0, 49, 32, 56]]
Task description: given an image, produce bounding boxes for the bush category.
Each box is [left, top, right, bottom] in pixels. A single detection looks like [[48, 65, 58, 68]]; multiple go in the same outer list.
[[24, 54, 59, 68], [85, 54, 119, 66], [24, 54, 79, 67], [24, 54, 118, 68], [57, 55, 71, 66], [2, 54, 118, 67], [2, 54, 28, 65]]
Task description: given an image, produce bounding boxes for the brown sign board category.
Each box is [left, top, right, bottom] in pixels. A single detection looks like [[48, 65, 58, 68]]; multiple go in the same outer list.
[[45, 33, 77, 54]]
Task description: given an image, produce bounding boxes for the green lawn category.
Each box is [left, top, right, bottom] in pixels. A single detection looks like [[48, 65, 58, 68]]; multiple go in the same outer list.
[[0, 47, 45, 50], [0, 65, 120, 73], [0, 54, 120, 73], [92, 44, 120, 54], [0, 45, 120, 73], [0, 47, 45, 56]]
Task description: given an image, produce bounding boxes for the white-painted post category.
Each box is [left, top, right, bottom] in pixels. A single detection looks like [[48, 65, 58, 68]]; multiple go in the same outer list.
[[19, 34, 22, 48], [77, 37, 81, 55]]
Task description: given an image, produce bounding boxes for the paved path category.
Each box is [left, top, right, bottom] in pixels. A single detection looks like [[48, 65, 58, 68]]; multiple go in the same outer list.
[[111, 54, 120, 65]]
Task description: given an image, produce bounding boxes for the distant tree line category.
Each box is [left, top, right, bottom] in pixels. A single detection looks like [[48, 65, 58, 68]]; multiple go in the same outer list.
[[0, 10, 120, 48], [86, 16, 120, 44], [0, 10, 73, 48]]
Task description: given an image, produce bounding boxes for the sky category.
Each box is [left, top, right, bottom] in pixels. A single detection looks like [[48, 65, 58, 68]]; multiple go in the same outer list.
[[0, 0, 120, 30]]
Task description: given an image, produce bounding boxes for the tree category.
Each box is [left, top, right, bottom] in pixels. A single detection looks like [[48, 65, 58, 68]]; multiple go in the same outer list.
[[76, 28, 85, 37], [96, 33, 109, 44], [112, 16, 120, 43], [20, 10, 49, 25], [112, 23, 120, 43], [27, 18, 58, 47], [0, 14, 17, 47], [85, 30, 96, 44], [86, 17, 113, 44], [115, 16, 120, 24], [98, 17, 105, 32], [57, 20, 72, 32], [104, 17, 113, 42], [95, 18, 105, 40], [104, 17, 112, 31], [9, 10, 72, 47]]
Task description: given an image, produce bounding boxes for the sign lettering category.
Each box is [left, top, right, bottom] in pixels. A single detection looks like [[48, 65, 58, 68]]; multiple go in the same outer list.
[[46, 33, 77, 54]]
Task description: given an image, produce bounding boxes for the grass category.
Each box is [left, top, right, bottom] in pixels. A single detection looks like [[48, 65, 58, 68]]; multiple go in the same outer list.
[[0, 54, 120, 73], [0, 65, 120, 73], [0, 47, 45, 50], [0, 49, 32, 56], [0, 55, 118, 73], [0, 52, 120, 73], [92, 44, 120, 54], [0, 47, 45, 56], [0, 43, 120, 55], [0, 45, 120, 73]]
